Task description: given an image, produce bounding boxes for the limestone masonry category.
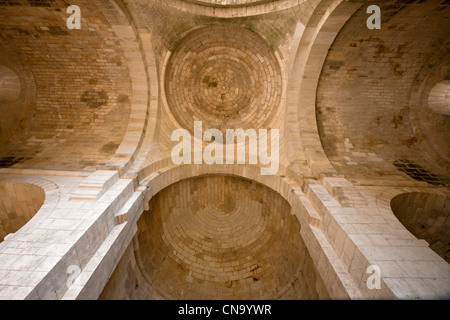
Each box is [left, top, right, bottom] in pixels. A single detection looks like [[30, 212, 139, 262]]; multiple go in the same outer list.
[[0, 0, 449, 300]]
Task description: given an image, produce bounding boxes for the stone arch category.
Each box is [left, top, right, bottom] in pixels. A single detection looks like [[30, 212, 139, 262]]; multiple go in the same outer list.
[[151, 0, 310, 18], [428, 81, 450, 116], [162, 24, 285, 136], [0, 44, 37, 147], [0, 66, 21, 103], [391, 192, 450, 264], [0, 175, 59, 243], [408, 45, 450, 176], [139, 162, 296, 205], [102, 163, 363, 300], [100, 0, 155, 173], [285, 0, 363, 177], [133, 173, 329, 299], [127, 163, 358, 297], [0, 182, 45, 242], [315, 0, 450, 184]]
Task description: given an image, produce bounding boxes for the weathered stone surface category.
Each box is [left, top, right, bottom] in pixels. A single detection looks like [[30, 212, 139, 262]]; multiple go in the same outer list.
[[0, 0, 449, 301]]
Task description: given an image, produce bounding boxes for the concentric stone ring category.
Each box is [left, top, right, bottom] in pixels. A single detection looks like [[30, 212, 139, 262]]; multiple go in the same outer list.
[[165, 25, 283, 134]]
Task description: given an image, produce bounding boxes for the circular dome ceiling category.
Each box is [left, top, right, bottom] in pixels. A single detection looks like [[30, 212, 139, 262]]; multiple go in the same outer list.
[[136, 175, 327, 299], [428, 80, 450, 116], [165, 25, 283, 134]]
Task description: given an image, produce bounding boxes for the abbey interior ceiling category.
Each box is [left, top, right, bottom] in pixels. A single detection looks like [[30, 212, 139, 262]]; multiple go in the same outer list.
[[0, 0, 449, 301]]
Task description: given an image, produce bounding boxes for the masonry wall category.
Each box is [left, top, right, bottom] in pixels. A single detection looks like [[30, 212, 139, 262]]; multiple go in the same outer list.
[[316, 0, 450, 186], [0, 1, 133, 171], [101, 175, 330, 300]]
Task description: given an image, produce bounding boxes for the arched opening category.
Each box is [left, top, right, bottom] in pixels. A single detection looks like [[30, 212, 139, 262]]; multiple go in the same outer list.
[[0, 66, 21, 103], [316, 0, 450, 183], [164, 25, 283, 136], [391, 192, 450, 263], [428, 80, 450, 116], [0, 182, 45, 243], [100, 174, 329, 300]]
